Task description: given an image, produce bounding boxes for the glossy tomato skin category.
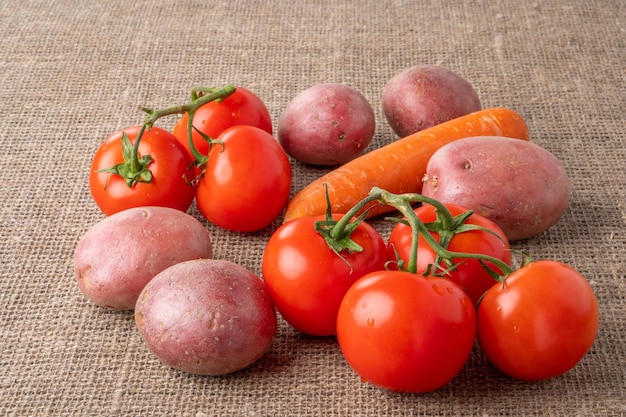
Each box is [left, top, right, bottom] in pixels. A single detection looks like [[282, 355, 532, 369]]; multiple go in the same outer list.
[[336, 271, 476, 393], [387, 204, 511, 306], [172, 86, 272, 158], [477, 260, 599, 381], [196, 125, 291, 232], [89, 126, 197, 216], [262, 214, 389, 336]]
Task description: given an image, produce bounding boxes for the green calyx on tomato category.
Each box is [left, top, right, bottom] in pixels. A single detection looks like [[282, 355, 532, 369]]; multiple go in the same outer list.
[[95, 128, 153, 187], [329, 187, 516, 306], [313, 185, 372, 257]]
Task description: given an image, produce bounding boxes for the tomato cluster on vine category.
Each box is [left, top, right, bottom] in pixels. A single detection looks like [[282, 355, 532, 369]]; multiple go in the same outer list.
[[89, 85, 291, 233], [262, 187, 599, 393]]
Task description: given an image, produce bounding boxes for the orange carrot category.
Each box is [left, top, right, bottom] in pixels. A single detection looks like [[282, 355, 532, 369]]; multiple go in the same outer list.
[[283, 107, 529, 223]]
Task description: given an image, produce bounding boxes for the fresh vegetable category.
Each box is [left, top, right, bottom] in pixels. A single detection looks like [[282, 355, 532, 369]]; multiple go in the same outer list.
[[477, 260, 599, 381], [262, 212, 389, 336], [172, 86, 272, 159], [74, 206, 213, 310], [382, 64, 481, 137], [284, 108, 529, 223], [195, 125, 292, 232], [387, 203, 511, 306], [277, 83, 376, 166], [421, 135, 570, 241], [89, 126, 197, 216], [90, 85, 290, 232], [135, 259, 277, 376], [336, 269, 476, 393], [78, 77, 597, 393]]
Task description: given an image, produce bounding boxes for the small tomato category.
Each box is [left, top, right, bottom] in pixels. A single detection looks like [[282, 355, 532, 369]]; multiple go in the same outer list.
[[89, 126, 196, 216], [387, 203, 511, 306], [477, 260, 599, 381], [337, 270, 476, 393], [172, 86, 272, 158], [262, 214, 389, 336], [196, 125, 291, 232]]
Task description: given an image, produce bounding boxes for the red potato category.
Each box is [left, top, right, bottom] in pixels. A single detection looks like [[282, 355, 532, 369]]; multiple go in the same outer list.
[[277, 83, 376, 166], [421, 136, 570, 241], [134, 259, 277, 376], [382, 65, 481, 137], [74, 206, 212, 310]]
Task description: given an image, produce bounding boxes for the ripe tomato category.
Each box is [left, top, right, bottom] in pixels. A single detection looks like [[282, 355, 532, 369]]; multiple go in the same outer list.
[[336, 270, 476, 393], [477, 260, 599, 381], [196, 125, 291, 232], [89, 126, 196, 216], [262, 214, 389, 336], [387, 203, 511, 306], [172, 86, 272, 158]]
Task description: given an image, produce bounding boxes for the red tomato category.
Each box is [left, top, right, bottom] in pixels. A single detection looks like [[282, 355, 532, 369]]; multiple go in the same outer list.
[[336, 270, 476, 393], [196, 125, 291, 232], [477, 260, 599, 381], [387, 204, 511, 306], [262, 214, 389, 336], [172, 86, 272, 158], [89, 126, 196, 216]]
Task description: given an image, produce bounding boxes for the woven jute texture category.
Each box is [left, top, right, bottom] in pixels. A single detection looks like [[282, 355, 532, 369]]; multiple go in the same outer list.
[[1, 1, 624, 416]]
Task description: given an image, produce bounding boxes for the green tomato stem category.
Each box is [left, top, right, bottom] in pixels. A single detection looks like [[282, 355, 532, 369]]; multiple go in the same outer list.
[[185, 109, 205, 164], [141, 84, 236, 128], [374, 187, 514, 276], [327, 186, 514, 277], [113, 84, 237, 186], [139, 84, 236, 162], [130, 124, 147, 173]]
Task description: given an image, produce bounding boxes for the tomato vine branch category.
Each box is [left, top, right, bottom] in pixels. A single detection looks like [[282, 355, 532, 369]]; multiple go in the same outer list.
[[140, 84, 236, 128], [321, 186, 514, 278], [99, 84, 237, 189]]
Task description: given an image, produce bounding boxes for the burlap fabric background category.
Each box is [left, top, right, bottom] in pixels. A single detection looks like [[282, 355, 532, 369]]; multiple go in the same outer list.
[[1, 1, 624, 416]]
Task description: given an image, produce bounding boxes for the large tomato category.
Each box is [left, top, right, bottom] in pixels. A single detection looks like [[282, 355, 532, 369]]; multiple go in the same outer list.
[[477, 260, 599, 381], [89, 126, 196, 216], [172, 86, 272, 158], [196, 125, 291, 232], [262, 214, 389, 336], [336, 270, 476, 393], [387, 203, 511, 306]]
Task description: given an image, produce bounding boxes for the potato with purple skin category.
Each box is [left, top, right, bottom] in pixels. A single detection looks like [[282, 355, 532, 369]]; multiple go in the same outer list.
[[421, 136, 570, 241], [74, 206, 212, 310], [277, 83, 376, 166], [382, 65, 481, 137], [135, 259, 277, 376]]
